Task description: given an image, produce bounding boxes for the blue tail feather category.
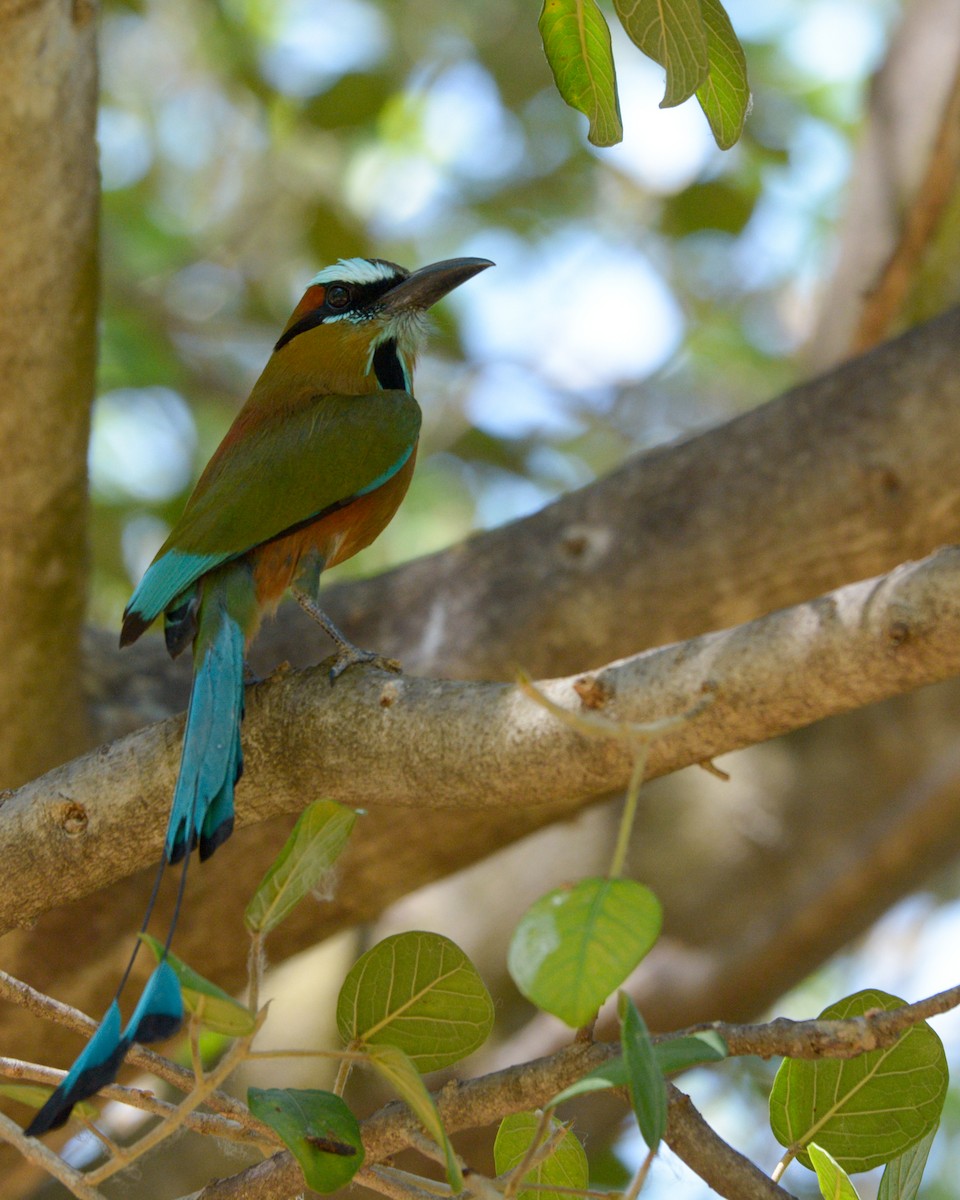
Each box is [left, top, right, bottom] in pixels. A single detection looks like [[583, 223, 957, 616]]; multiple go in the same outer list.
[[28, 578, 247, 1135], [25, 965, 185, 1138], [166, 602, 245, 864], [124, 962, 184, 1045], [25, 1003, 129, 1137]]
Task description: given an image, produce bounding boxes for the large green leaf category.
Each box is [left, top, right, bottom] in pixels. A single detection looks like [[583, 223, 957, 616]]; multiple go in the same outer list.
[[809, 1143, 862, 1200], [539, 0, 622, 147], [362, 1042, 462, 1191], [695, 0, 750, 149], [508, 877, 662, 1028], [245, 800, 358, 935], [337, 931, 494, 1072], [140, 935, 256, 1036], [769, 990, 948, 1174], [619, 993, 667, 1152], [494, 1111, 588, 1200], [247, 1088, 363, 1193], [612, 0, 708, 107]]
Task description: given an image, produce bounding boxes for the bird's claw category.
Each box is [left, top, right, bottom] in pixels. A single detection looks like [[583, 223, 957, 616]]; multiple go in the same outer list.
[[328, 647, 402, 684]]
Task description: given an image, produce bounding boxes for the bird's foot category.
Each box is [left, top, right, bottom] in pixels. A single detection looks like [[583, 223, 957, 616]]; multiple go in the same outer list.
[[328, 643, 402, 683], [293, 588, 401, 682]]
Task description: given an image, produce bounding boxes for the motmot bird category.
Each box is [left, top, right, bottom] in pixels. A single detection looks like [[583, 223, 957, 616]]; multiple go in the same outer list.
[[26, 255, 493, 1138]]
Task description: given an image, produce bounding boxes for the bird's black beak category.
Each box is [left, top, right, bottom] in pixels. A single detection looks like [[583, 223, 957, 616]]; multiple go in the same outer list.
[[381, 257, 494, 312]]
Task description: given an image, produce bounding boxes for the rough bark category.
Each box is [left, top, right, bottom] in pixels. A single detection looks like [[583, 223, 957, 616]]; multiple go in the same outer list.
[[5, 546, 960, 934], [0, 0, 98, 786]]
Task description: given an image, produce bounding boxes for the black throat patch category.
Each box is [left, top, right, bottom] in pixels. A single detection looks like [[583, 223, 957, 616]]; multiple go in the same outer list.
[[372, 338, 408, 391]]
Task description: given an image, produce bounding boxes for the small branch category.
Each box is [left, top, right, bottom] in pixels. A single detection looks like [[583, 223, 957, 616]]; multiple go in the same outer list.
[[357, 1165, 451, 1200], [622, 1148, 654, 1200], [87, 1010, 267, 1185], [852, 55, 960, 353], [0, 1109, 107, 1200], [192, 984, 957, 1200], [0, 1057, 263, 1146], [664, 1084, 798, 1200], [0, 970, 270, 1139], [697, 980, 960, 1059], [502, 1107, 554, 1199]]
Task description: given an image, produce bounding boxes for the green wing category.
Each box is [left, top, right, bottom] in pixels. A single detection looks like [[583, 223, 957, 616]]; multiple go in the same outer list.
[[173, 389, 421, 557], [126, 390, 421, 629]]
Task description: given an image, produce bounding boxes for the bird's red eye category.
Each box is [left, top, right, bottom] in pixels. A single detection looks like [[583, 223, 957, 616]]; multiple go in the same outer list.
[[327, 285, 351, 309]]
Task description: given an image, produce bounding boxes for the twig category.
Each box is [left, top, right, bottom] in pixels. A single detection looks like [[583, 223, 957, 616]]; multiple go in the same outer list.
[[0, 1109, 108, 1200], [664, 1084, 797, 1199], [695, 980, 960, 1059], [87, 1010, 268, 1185], [852, 56, 960, 352], [517, 673, 712, 879], [502, 1107, 555, 1199], [503, 1114, 571, 1200], [622, 1148, 654, 1200], [0, 1057, 264, 1146], [358, 1165, 451, 1200], [0, 968, 274, 1143]]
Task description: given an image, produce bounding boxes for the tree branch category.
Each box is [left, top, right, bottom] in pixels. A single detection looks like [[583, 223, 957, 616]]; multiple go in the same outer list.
[[194, 986, 960, 1200], [6, 545, 960, 934]]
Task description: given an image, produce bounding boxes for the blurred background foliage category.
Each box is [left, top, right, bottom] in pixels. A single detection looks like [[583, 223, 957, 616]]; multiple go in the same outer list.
[[90, 0, 896, 629]]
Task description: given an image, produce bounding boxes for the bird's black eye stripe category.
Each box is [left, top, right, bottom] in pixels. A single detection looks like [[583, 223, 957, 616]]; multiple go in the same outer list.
[[274, 268, 411, 351]]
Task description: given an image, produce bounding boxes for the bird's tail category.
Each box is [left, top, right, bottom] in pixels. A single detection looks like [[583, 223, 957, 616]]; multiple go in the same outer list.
[[166, 570, 246, 864], [25, 570, 248, 1138]]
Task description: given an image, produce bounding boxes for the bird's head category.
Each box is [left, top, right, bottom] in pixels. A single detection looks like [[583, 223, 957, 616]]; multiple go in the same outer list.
[[274, 256, 493, 394]]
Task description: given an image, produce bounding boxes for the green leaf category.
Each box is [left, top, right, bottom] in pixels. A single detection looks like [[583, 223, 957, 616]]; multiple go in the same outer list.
[[695, 0, 750, 149], [619, 993, 667, 1152], [612, 0, 709, 107], [539, 0, 622, 147], [508, 878, 662, 1028], [551, 1031, 727, 1105], [247, 1087, 363, 1193], [809, 1143, 862, 1200], [362, 1042, 462, 1191], [336, 931, 494, 1072], [0, 1083, 98, 1120], [656, 1030, 728, 1073], [244, 800, 358, 935], [769, 990, 948, 1174], [140, 935, 256, 1036], [494, 1111, 588, 1200], [878, 1125, 938, 1200]]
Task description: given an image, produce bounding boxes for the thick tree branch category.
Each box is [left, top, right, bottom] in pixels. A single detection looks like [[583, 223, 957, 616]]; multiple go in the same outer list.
[[6, 545, 960, 934]]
